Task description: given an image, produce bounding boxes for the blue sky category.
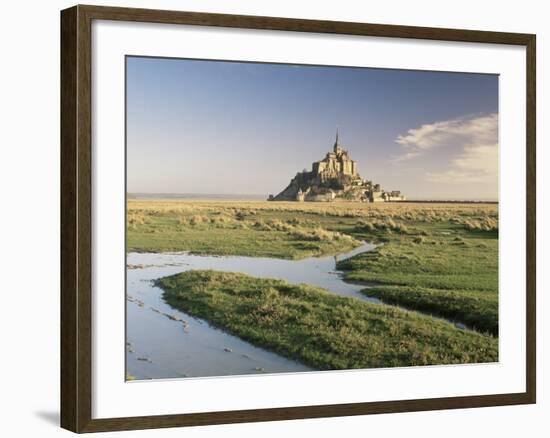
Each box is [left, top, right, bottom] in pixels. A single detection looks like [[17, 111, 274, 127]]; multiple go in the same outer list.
[[127, 56, 498, 200]]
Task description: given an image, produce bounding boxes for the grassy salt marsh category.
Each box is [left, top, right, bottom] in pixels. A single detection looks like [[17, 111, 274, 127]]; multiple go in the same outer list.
[[158, 270, 498, 369], [129, 199, 499, 367], [127, 200, 363, 259]]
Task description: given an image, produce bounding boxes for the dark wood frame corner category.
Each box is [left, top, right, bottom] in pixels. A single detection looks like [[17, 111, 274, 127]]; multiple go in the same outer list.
[[60, 4, 536, 433]]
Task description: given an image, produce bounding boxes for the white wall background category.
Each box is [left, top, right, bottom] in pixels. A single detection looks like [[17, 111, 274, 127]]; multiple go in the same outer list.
[[0, 0, 546, 436]]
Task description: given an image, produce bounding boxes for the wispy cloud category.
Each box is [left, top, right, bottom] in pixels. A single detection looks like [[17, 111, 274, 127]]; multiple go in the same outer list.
[[394, 113, 498, 185], [426, 143, 497, 184]]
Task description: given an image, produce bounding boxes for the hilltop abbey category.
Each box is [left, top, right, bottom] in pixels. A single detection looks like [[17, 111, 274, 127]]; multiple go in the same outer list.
[[269, 131, 406, 203]]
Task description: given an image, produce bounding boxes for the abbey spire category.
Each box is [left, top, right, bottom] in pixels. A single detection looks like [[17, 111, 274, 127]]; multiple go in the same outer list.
[[334, 128, 342, 154]]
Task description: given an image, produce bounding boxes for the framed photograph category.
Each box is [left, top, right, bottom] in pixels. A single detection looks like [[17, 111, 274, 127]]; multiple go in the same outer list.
[[60, 4, 536, 433]]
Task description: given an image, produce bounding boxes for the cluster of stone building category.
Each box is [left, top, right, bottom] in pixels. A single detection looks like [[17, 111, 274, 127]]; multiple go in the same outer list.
[[268, 131, 406, 203]]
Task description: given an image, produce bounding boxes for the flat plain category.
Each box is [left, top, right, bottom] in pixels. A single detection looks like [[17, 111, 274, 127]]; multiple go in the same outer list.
[[128, 199, 499, 369]]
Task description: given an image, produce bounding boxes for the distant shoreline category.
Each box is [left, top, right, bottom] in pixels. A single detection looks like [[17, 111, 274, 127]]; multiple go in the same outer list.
[[395, 200, 499, 204], [128, 193, 267, 201], [128, 193, 498, 204]]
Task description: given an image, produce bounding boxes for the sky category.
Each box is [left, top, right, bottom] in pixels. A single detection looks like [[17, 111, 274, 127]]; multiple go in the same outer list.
[[126, 56, 498, 200]]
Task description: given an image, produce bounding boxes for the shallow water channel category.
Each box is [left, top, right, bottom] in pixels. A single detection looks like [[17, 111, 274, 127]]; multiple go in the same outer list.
[[126, 242, 378, 380]]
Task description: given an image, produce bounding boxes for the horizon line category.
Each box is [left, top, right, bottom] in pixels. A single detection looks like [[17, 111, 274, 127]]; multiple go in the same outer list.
[[127, 192, 499, 203]]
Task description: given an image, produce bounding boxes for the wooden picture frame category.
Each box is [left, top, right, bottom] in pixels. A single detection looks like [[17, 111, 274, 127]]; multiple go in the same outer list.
[[60, 4, 536, 433]]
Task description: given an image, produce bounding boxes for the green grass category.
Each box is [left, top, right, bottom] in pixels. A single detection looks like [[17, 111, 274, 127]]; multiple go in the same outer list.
[[129, 199, 499, 336], [127, 204, 361, 259], [338, 222, 498, 335], [363, 285, 497, 335], [157, 270, 498, 370]]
